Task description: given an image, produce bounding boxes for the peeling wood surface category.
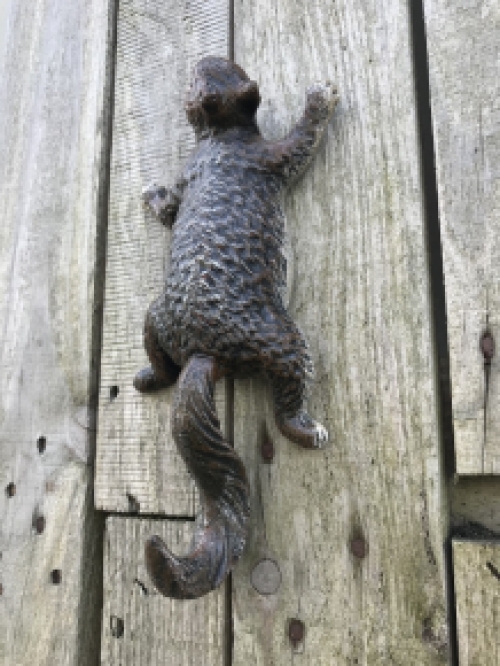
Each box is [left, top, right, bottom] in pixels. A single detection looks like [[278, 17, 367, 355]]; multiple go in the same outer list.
[[101, 517, 225, 665], [232, 1, 449, 664], [0, 0, 114, 663], [95, 0, 229, 515], [453, 539, 500, 666], [423, 0, 500, 474]]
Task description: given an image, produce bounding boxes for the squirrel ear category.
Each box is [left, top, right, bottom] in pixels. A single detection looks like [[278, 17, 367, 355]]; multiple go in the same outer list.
[[236, 81, 261, 115]]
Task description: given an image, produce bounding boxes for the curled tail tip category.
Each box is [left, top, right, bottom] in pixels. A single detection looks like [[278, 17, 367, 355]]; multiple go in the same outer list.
[[145, 521, 247, 599], [145, 535, 182, 598], [145, 355, 250, 599]]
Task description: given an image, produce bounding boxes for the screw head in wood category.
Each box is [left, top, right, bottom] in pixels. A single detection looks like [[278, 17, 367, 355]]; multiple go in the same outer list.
[[288, 618, 305, 647]]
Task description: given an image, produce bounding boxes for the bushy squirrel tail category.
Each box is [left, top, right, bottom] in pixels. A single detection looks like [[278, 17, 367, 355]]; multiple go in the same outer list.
[[145, 355, 250, 599]]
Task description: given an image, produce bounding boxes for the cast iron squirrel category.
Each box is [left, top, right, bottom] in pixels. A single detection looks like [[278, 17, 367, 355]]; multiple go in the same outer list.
[[135, 56, 339, 599]]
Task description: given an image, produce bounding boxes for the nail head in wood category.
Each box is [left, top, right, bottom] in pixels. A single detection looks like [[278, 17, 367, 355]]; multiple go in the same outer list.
[[250, 558, 281, 595], [261, 434, 275, 463], [480, 330, 495, 362], [50, 569, 62, 585], [5, 483, 16, 498], [350, 537, 367, 559], [34, 516, 46, 534], [288, 618, 305, 647]]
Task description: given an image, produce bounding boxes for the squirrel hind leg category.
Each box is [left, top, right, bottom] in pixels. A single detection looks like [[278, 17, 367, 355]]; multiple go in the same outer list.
[[271, 373, 329, 449], [134, 311, 180, 393]]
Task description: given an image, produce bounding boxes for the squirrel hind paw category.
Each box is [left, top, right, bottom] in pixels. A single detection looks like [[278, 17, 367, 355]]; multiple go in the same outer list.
[[277, 411, 329, 449], [313, 422, 329, 449], [142, 182, 164, 199]]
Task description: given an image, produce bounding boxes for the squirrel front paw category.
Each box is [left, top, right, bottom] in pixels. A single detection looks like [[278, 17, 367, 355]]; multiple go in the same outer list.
[[142, 183, 178, 225], [306, 81, 339, 117]]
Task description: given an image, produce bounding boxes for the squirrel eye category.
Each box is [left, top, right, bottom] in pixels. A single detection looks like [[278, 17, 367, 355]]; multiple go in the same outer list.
[[201, 93, 221, 114]]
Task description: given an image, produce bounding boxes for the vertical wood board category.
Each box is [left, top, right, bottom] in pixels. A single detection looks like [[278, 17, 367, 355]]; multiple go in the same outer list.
[[453, 539, 500, 666], [101, 517, 225, 665], [233, 1, 449, 664], [95, 0, 229, 515], [423, 0, 500, 473], [0, 0, 114, 663]]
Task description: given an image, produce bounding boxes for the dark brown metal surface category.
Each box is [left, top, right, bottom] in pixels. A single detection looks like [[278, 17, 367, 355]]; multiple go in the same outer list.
[[288, 618, 305, 647], [135, 56, 339, 599], [480, 329, 495, 362]]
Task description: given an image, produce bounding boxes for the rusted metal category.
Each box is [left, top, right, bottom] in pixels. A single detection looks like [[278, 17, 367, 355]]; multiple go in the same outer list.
[[350, 536, 368, 559], [261, 432, 275, 463], [480, 329, 495, 363], [136, 56, 338, 599], [110, 616, 124, 638], [50, 569, 62, 585], [34, 515, 46, 534], [288, 618, 305, 647]]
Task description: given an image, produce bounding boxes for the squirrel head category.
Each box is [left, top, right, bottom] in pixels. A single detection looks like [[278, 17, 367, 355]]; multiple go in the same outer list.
[[185, 57, 261, 134]]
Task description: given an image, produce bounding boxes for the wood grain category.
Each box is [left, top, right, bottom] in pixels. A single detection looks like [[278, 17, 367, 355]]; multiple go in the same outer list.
[[232, 1, 449, 663], [0, 0, 114, 663], [95, 0, 229, 515], [423, 0, 500, 474], [101, 517, 225, 665], [453, 539, 500, 666]]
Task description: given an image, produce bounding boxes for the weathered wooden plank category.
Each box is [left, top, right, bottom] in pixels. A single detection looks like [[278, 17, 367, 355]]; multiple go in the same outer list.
[[0, 0, 114, 664], [95, 0, 229, 515], [422, 0, 500, 474], [232, 1, 449, 664], [451, 477, 500, 536], [101, 517, 225, 665], [453, 539, 500, 665]]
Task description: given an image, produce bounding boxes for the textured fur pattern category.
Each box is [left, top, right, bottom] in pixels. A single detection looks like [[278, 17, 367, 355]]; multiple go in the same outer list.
[[136, 57, 338, 598]]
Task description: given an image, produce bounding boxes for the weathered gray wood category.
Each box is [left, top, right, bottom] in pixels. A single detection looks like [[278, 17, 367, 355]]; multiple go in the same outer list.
[[95, 0, 229, 515], [0, 0, 114, 664], [101, 517, 225, 665], [232, 1, 449, 663], [451, 477, 500, 535], [453, 539, 500, 665], [423, 0, 500, 474]]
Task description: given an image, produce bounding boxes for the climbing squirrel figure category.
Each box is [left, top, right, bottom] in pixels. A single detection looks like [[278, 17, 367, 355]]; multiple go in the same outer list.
[[135, 56, 339, 599]]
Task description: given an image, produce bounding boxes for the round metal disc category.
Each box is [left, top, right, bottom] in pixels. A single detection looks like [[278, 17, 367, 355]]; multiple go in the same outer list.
[[250, 558, 282, 596]]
